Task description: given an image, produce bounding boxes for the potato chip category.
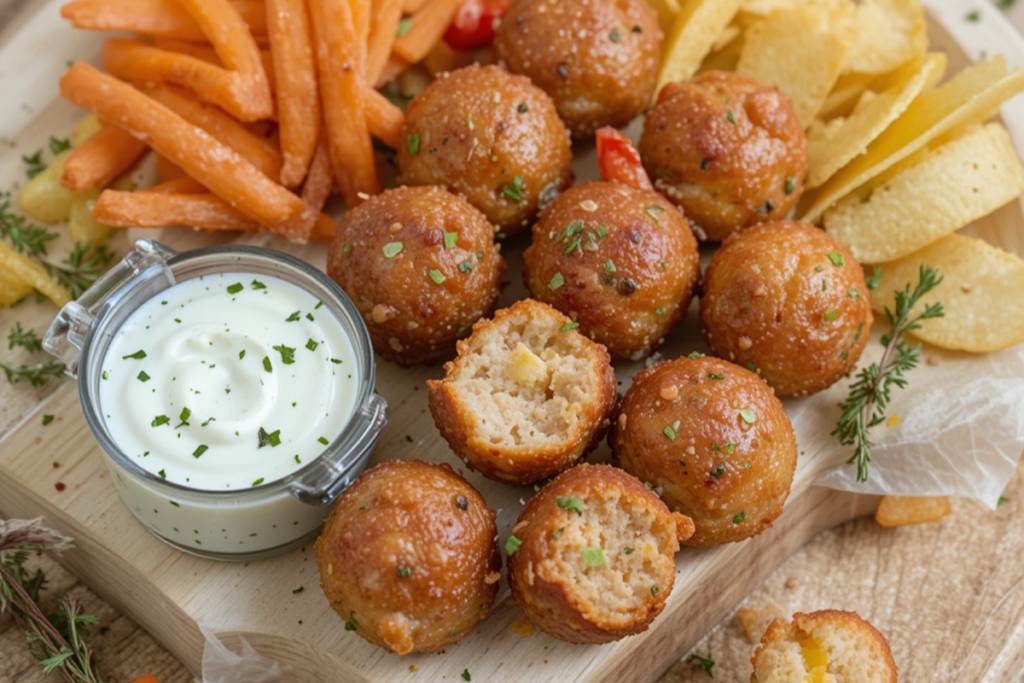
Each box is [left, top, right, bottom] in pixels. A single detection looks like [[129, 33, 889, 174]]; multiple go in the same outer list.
[[646, 0, 681, 36], [697, 28, 744, 75], [875, 495, 950, 527], [737, 604, 785, 644], [825, 124, 1024, 263], [0, 241, 72, 308], [842, 0, 927, 76], [740, 0, 850, 18], [806, 53, 946, 188], [868, 235, 1024, 352], [818, 72, 874, 120], [711, 22, 742, 52], [737, 7, 848, 127], [656, 0, 744, 98], [800, 56, 1024, 223], [0, 266, 32, 308]]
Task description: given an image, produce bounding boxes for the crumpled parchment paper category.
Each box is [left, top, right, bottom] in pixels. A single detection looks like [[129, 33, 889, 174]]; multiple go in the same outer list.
[[199, 624, 284, 683]]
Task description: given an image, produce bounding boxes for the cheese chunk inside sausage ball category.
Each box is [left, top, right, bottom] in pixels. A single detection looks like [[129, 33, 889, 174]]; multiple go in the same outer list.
[[522, 181, 701, 361], [494, 0, 662, 139], [700, 221, 873, 397], [507, 464, 694, 644], [315, 460, 501, 655], [610, 356, 797, 546], [397, 65, 574, 234], [327, 186, 505, 365], [639, 72, 808, 242]]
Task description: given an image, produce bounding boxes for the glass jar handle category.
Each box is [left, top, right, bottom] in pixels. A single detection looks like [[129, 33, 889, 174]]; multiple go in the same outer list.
[[43, 240, 178, 378]]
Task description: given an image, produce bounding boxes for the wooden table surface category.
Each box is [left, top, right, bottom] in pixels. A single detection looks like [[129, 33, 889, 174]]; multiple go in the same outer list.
[[3, 1, 1024, 682]]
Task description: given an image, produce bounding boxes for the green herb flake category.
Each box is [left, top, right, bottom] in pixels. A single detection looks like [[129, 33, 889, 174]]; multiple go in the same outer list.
[[227, 282, 244, 295], [292, 586, 304, 594], [251, 280, 266, 290], [582, 547, 605, 567], [866, 265, 882, 290], [407, 134, 420, 155], [443, 231, 459, 249], [828, 252, 846, 266], [158, 469, 167, 479], [733, 511, 747, 524], [549, 272, 565, 290], [609, 27, 621, 42], [966, 9, 981, 21], [318, 436, 329, 445], [137, 371, 150, 382], [688, 351, 706, 359], [556, 497, 584, 515], [998, 495, 1010, 507], [462, 669, 472, 682], [263, 356, 273, 373], [252, 477, 265, 486], [688, 652, 715, 678], [645, 205, 665, 222], [518, 103, 529, 113], [785, 177, 796, 195], [383, 242, 404, 258], [651, 585, 659, 596], [428, 269, 446, 284], [505, 535, 523, 556], [739, 409, 756, 424], [344, 611, 358, 631], [605, 258, 616, 274], [848, 289, 861, 298], [726, 110, 737, 125], [624, 547, 634, 555], [707, 373, 725, 380], [306, 339, 319, 351], [396, 16, 413, 36], [560, 321, 580, 332], [152, 415, 170, 428], [42, 414, 54, 426], [175, 407, 191, 429], [193, 444, 208, 459], [273, 344, 296, 365], [239, 350, 246, 360], [122, 349, 146, 360], [503, 176, 525, 203], [823, 309, 838, 322]]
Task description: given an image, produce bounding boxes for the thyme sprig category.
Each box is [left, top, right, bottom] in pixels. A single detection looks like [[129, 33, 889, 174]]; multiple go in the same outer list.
[[43, 242, 115, 300], [833, 265, 944, 482], [8, 322, 43, 353], [0, 360, 66, 386], [0, 192, 58, 257]]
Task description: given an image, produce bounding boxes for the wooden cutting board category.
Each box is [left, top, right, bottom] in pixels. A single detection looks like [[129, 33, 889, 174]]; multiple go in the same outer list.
[[1, 2, 1022, 682]]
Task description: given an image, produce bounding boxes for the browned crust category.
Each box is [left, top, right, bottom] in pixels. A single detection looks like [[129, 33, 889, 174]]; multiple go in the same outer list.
[[507, 464, 693, 644], [428, 299, 617, 485]]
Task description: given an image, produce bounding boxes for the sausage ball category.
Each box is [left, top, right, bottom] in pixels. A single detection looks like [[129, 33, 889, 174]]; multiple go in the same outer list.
[[397, 65, 574, 234], [429, 299, 616, 485], [522, 181, 701, 361], [315, 460, 501, 655], [494, 0, 662, 138], [327, 186, 505, 365], [700, 221, 873, 397], [639, 72, 808, 242], [610, 356, 797, 546], [506, 464, 694, 643]]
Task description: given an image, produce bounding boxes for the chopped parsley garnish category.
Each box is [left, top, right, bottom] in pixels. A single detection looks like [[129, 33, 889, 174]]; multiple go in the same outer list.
[[549, 272, 565, 290], [122, 350, 146, 360], [966, 9, 981, 21], [505, 535, 523, 556], [848, 289, 861, 298], [503, 176, 525, 203], [462, 669, 472, 682], [158, 469, 167, 479], [609, 28, 621, 42], [239, 350, 246, 360], [518, 103, 529, 113], [458, 260, 475, 273], [645, 205, 665, 222], [306, 339, 319, 351], [828, 252, 846, 266], [663, 419, 680, 441], [866, 265, 882, 290], [252, 477, 265, 486], [318, 436, 329, 445], [712, 464, 726, 477], [251, 280, 266, 290], [152, 415, 170, 427], [624, 547, 634, 554], [707, 373, 725, 380], [396, 565, 412, 578], [286, 310, 301, 322], [428, 269, 446, 284], [227, 282, 243, 294], [193, 444, 208, 458], [785, 177, 796, 194], [407, 134, 420, 155], [733, 511, 747, 524], [651, 585, 659, 596], [726, 110, 736, 125], [998, 495, 1010, 507], [345, 611, 358, 631], [383, 242, 404, 258], [582, 547, 605, 567], [556, 497, 584, 515], [263, 356, 273, 372], [273, 344, 296, 365], [823, 310, 838, 322], [688, 351, 706, 359], [175, 407, 191, 428], [605, 259, 616, 274], [42, 414, 54, 426], [560, 321, 579, 332], [687, 652, 715, 677], [443, 231, 459, 249], [137, 371, 150, 382]]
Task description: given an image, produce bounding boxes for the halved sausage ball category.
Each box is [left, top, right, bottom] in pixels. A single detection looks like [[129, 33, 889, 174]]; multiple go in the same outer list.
[[494, 0, 662, 138], [315, 460, 501, 655], [700, 221, 873, 397], [610, 356, 797, 546], [506, 464, 694, 643], [639, 71, 808, 242], [522, 181, 701, 361], [397, 65, 574, 234], [327, 185, 505, 365]]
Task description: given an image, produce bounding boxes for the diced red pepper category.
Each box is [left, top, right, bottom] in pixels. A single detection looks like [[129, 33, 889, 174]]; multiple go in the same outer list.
[[595, 127, 652, 191]]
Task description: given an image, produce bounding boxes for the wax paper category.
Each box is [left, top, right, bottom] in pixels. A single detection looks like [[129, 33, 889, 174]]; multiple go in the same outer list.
[[200, 624, 284, 683]]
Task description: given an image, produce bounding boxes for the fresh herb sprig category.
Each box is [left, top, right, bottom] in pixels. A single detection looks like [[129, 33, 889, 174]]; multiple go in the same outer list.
[[833, 265, 944, 482], [22, 151, 46, 180], [687, 651, 716, 678], [44, 242, 115, 300], [0, 192, 58, 257], [8, 322, 43, 353], [0, 360, 66, 386]]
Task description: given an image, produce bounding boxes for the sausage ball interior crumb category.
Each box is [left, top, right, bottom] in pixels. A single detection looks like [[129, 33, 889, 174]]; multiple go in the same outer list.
[[700, 221, 873, 397], [495, 0, 663, 138], [397, 65, 574, 234], [315, 460, 500, 655], [428, 299, 616, 485], [752, 610, 898, 683], [639, 71, 809, 242], [507, 464, 694, 644], [523, 181, 701, 361], [610, 356, 797, 546], [326, 185, 505, 365]]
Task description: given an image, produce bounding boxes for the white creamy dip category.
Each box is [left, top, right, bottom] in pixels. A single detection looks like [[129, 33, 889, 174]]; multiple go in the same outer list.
[[99, 272, 358, 492]]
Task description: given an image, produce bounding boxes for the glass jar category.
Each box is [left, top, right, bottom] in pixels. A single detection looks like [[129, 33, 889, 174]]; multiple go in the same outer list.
[[43, 240, 388, 560]]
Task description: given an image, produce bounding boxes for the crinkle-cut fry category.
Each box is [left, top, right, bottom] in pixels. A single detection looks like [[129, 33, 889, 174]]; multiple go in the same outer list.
[[301, 134, 334, 214], [266, 0, 321, 188], [147, 176, 209, 194], [103, 38, 271, 123], [376, 54, 411, 88], [309, 0, 381, 207], [61, 63, 317, 241], [155, 153, 185, 182], [144, 85, 282, 180], [0, 241, 72, 308], [60, 125, 149, 193], [0, 267, 33, 309], [61, 0, 268, 42], [363, 88, 405, 149], [393, 0, 463, 65], [95, 190, 261, 232], [366, 0, 402, 86]]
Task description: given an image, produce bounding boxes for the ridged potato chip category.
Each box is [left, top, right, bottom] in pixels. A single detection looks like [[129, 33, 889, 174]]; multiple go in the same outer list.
[[698, 29, 744, 74], [825, 123, 1024, 263], [737, 7, 848, 127], [800, 56, 1024, 223], [807, 53, 946, 188], [0, 267, 32, 308], [818, 72, 874, 120], [842, 0, 927, 75], [0, 241, 72, 308], [875, 495, 950, 527], [740, 0, 850, 18], [656, 0, 744, 98], [868, 234, 1024, 352]]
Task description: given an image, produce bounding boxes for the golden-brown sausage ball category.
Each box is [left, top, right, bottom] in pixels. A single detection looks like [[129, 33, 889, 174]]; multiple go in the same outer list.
[[315, 460, 500, 655], [700, 221, 873, 397], [326, 186, 505, 365], [610, 356, 797, 546], [429, 299, 616, 485], [506, 464, 694, 643], [522, 181, 701, 361], [494, 0, 662, 138], [396, 65, 574, 234], [639, 72, 808, 242]]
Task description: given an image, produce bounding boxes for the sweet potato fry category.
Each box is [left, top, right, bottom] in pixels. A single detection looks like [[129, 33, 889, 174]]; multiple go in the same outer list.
[[61, 63, 317, 241], [363, 88, 405, 150], [376, 54, 411, 88], [61, 125, 149, 193], [876, 496, 951, 527], [392, 0, 463, 65], [147, 177, 209, 194], [309, 0, 381, 206], [266, 0, 321, 187], [145, 85, 282, 180], [402, 0, 432, 13], [301, 134, 334, 214], [155, 154, 185, 182], [61, 0, 268, 42], [154, 37, 279, 96], [423, 38, 474, 75], [310, 213, 338, 242], [95, 190, 261, 232], [367, 0, 403, 86]]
